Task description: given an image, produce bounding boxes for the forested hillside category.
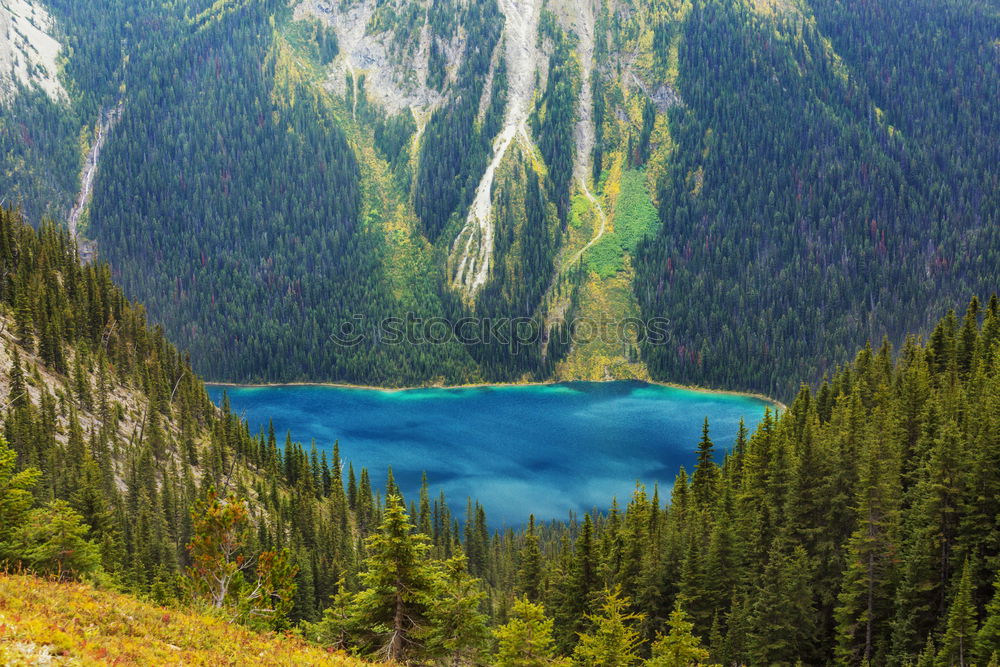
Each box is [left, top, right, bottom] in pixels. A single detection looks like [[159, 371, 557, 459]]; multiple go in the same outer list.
[[634, 0, 1000, 398], [3, 200, 1000, 663], [299, 294, 1000, 666], [1, 0, 997, 397]]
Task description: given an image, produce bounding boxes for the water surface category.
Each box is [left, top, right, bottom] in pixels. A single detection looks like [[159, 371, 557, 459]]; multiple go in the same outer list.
[[207, 381, 773, 525]]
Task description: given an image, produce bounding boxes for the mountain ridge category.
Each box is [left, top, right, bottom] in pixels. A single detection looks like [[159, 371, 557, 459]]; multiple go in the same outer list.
[[0, 0, 996, 401]]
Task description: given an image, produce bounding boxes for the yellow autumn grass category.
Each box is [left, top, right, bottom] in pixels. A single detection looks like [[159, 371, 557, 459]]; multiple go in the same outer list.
[[0, 574, 369, 666]]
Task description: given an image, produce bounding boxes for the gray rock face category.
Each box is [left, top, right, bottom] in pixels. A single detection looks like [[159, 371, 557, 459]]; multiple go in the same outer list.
[[651, 84, 683, 112], [0, 0, 65, 104]]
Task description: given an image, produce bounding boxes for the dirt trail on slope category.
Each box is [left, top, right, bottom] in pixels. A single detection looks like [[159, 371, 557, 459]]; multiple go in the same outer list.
[[68, 103, 122, 253], [565, 182, 608, 270], [541, 165, 610, 361], [449, 0, 544, 301]]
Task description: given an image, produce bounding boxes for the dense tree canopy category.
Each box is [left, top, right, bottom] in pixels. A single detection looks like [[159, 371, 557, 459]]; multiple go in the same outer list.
[[634, 0, 1000, 400], [2, 201, 1000, 663]]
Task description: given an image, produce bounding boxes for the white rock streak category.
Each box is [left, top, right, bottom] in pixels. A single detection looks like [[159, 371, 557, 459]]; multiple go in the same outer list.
[[450, 0, 543, 301], [568, 0, 610, 268], [572, 0, 596, 187], [68, 103, 122, 244]]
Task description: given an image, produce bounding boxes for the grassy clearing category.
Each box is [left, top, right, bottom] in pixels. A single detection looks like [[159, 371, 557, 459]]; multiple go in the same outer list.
[[554, 258, 651, 382], [560, 193, 598, 268], [552, 161, 658, 379], [585, 169, 659, 279], [0, 574, 367, 666], [570, 193, 590, 229]]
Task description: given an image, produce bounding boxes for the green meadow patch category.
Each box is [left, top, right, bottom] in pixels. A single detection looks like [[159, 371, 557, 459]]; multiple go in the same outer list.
[[586, 169, 659, 278]]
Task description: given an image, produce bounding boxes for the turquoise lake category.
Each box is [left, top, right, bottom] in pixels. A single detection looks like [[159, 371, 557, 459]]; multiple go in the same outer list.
[[206, 381, 775, 526]]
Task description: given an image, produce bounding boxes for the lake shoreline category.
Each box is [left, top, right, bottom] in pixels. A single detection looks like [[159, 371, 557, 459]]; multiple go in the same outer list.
[[211, 379, 777, 524], [207, 378, 787, 412]]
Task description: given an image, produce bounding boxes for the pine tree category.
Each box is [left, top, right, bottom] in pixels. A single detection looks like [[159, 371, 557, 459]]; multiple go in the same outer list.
[[185, 490, 297, 629], [351, 494, 437, 662], [646, 599, 717, 667], [8, 500, 101, 580], [425, 551, 489, 664], [977, 570, 1000, 665], [572, 586, 645, 666], [519, 514, 544, 602], [937, 559, 977, 667], [692, 418, 719, 507], [494, 598, 569, 667], [0, 434, 39, 548]]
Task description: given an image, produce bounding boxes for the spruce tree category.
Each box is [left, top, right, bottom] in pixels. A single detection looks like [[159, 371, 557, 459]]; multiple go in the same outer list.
[[692, 418, 719, 507], [977, 570, 1000, 665], [419, 472, 432, 537], [519, 514, 544, 602], [425, 551, 489, 664], [314, 578, 356, 651], [937, 559, 978, 667], [572, 586, 645, 666], [357, 468, 373, 532], [8, 348, 26, 408], [835, 414, 900, 665], [13, 283, 33, 352], [748, 544, 816, 665], [916, 635, 937, 667], [494, 598, 569, 667], [701, 485, 737, 629], [8, 499, 101, 580], [351, 494, 437, 662], [347, 463, 357, 510], [385, 466, 400, 502], [0, 435, 40, 547], [957, 297, 980, 379], [647, 599, 717, 667], [556, 513, 600, 651]]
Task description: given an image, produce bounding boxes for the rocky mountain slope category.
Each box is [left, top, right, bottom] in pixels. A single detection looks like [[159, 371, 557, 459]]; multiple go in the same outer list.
[[0, 0, 64, 104], [0, 0, 997, 398]]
